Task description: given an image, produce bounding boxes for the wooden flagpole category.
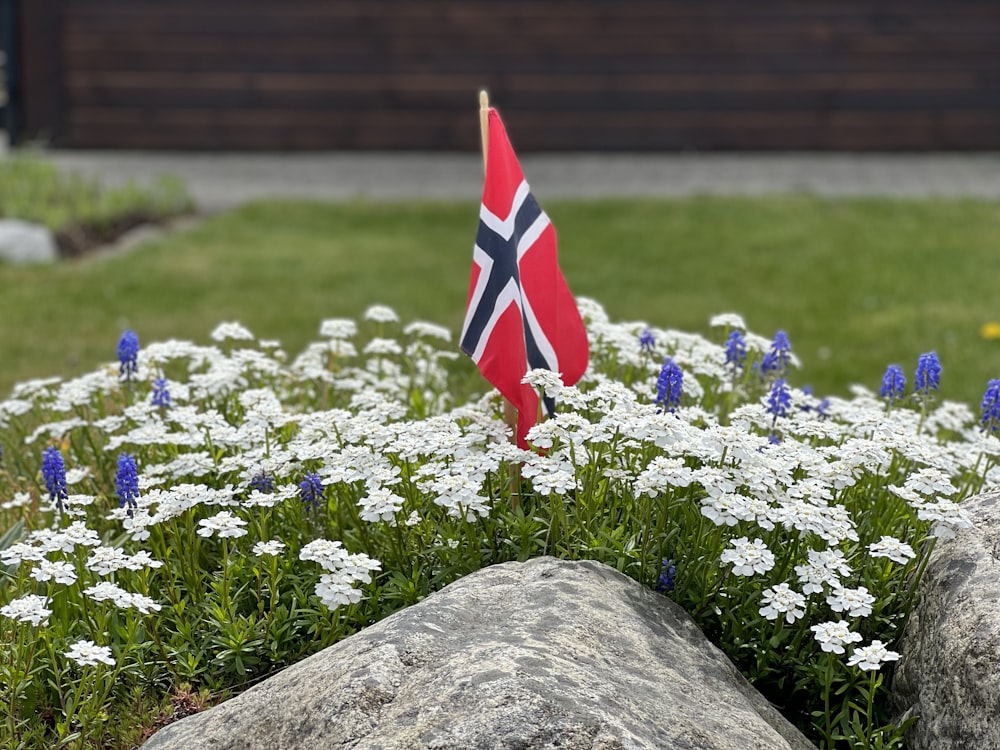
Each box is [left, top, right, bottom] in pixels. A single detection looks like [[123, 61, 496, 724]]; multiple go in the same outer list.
[[479, 90, 490, 172], [479, 90, 521, 506]]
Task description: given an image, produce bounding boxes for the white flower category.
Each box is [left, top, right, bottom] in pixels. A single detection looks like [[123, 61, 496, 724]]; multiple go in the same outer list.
[[210, 322, 255, 342], [826, 586, 876, 618], [1, 491, 31, 510], [358, 487, 404, 523], [65, 467, 91, 485], [252, 540, 286, 557], [528, 467, 577, 497], [709, 313, 747, 330], [0, 594, 52, 626], [64, 639, 116, 667], [128, 593, 163, 614], [913, 500, 973, 539], [363, 304, 399, 324], [61, 521, 101, 549], [868, 536, 916, 564], [363, 338, 403, 356], [341, 552, 381, 583], [314, 572, 363, 609], [904, 468, 957, 497], [124, 550, 164, 571], [1, 542, 45, 566], [319, 318, 357, 339], [328, 339, 357, 358], [886, 484, 924, 505], [86, 546, 132, 576], [197, 511, 248, 539], [30, 559, 78, 585], [810, 620, 864, 654], [720, 537, 775, 577], [84, 581, 134, 608], [700, 493, 747, 527], [83, 582, 161, 613], [794, 548, 852, 597], [299, 538, 348, 571], [522, 368, 565, 399], [758, 583, 806, 623], [403, 321, 451, 341], [847, 640, 901, 671]]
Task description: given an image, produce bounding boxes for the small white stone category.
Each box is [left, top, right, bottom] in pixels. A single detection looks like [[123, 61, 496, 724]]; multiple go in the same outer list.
[[0, 219, 59, 264]]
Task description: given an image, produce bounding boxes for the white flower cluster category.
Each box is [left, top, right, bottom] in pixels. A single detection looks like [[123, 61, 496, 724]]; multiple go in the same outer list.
[[197, 511, 248, 539], [84, 582, 162, 614], [252, 540, 286, 557], [64, 639, 116, 667], [721, 537, 775, 577], [0, 297, 995, 685], [1, 594, 52, 626], [847, 640, 901, 671], [299, 539, 381, 610]]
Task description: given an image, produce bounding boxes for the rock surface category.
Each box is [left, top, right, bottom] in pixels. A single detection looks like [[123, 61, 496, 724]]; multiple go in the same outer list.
[[0, 219, 59, 264], [891, 490, 1000, 749], [143, 557, 814, 750]]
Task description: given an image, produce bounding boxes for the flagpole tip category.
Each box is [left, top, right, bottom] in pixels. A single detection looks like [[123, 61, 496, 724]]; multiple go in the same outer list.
[[479, 90, 489, 111]]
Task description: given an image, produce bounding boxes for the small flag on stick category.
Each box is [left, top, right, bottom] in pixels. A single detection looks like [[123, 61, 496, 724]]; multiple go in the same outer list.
[[460, 92, 589, 448]]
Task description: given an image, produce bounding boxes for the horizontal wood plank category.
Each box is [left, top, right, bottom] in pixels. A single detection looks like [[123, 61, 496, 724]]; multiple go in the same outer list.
[[16, 0, 1000, 150]]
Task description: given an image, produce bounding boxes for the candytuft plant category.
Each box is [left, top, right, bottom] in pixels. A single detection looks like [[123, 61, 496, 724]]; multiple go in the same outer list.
[[0, 300, 996, 749]]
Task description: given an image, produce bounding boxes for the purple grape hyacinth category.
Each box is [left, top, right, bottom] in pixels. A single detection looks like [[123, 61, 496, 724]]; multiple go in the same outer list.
[[914, 352, 941, 397], [299, 472, 325, 509], [655, 358, 683, 412], [118, 330, 139, 382], [767, 378, 791, 422], [880, 365, 906, 404], [981, 379, 1000, 433], [724, 330, 747, 373], [116, 453, 139, 514], [41, 446, 68, 512]]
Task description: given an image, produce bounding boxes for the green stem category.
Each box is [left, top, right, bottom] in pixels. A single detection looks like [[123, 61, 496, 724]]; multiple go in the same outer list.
[[822, 652, 835, 749], [865, 671, 877, 748]]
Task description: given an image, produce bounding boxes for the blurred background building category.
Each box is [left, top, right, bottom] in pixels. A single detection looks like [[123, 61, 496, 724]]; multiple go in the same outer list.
[[2, 0, 1000, 152]]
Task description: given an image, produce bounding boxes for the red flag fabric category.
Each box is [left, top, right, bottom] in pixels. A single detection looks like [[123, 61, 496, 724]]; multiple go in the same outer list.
[[459, 108, 589, 447]]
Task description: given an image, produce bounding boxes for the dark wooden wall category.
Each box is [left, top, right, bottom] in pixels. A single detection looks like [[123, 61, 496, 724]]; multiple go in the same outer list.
[[17, 0, 1000, 151]]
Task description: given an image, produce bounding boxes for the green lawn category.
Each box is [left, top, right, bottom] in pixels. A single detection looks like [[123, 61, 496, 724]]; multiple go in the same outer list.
[[2, 196, 999, 408]]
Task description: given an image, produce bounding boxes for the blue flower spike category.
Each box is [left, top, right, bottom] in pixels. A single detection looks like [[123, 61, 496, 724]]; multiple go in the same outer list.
[[116, 453, 140, 515], [299, 472, 325, 509], [768, 378, 792, 424], [656, 558, 677, 594], [724, 330, 748, 373], [914, 351, 941, 398], [118, 330, 140, 382], [41, 446, 69, 512], [151, 377, 171, 409], [655, 358, 683, 412], [880, 365, 906, 405], [981, 379, 1000, 434], [639, 328, 655, 354]]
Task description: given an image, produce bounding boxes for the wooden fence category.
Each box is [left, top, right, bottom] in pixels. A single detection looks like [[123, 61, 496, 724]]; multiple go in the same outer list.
[[15, 0, 1000, 150]]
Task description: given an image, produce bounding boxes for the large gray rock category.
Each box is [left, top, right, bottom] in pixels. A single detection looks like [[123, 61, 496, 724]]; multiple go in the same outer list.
[[0, 219, 59, 264], [891, 490, 1000, 749], [143, 557, 814, 750]]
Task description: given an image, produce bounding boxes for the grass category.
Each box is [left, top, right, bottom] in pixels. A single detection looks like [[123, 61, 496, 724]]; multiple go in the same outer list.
[[1, 196, 999, 407]]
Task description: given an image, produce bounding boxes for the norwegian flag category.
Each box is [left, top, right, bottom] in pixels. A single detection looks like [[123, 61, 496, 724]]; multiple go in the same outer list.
[[460, 107, 589, 447]]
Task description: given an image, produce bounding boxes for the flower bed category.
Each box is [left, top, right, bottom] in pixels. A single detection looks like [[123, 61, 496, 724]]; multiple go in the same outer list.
[[0, 155, 192, 258], [0, 299, 997, 748]]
